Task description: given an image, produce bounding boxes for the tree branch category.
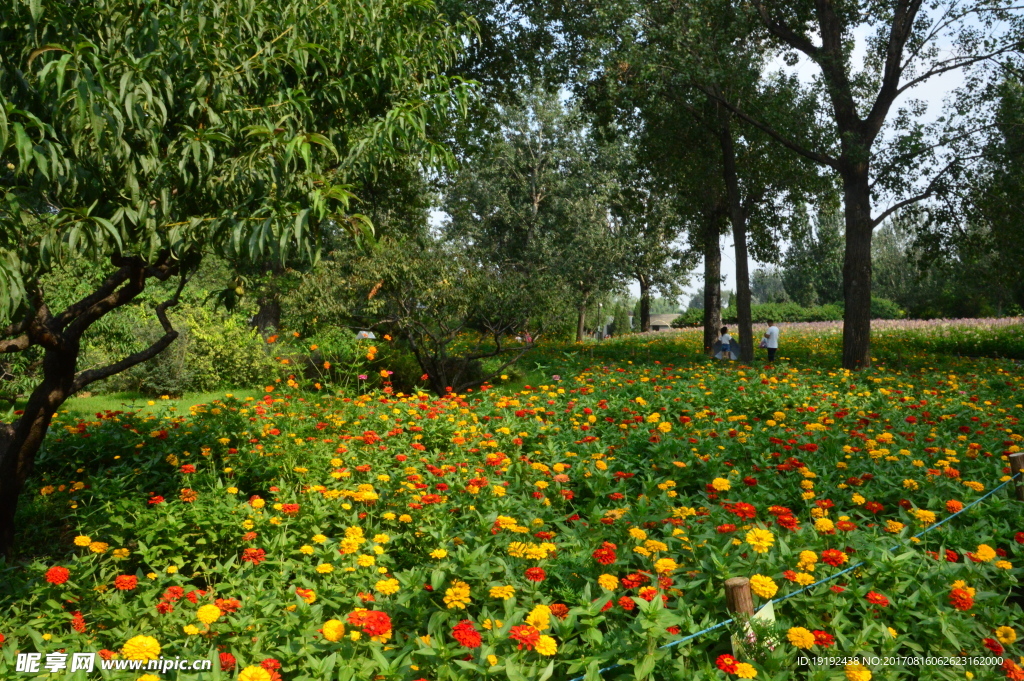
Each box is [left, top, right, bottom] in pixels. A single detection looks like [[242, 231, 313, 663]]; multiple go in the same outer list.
[[700, 86, 839, 168], [71, 273, 187, 392]]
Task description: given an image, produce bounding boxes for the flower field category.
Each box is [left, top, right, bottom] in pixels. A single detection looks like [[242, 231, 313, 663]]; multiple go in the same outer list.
[[3, 329, 1024, 681]]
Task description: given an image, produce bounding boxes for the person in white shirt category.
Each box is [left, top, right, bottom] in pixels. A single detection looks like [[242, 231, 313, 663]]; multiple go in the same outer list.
[[763, 321, 780, 363], [715, 326, 735, 360]]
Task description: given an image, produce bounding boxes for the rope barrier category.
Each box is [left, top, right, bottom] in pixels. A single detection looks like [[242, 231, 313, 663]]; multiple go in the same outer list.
[[567, 472, 1020, 681]]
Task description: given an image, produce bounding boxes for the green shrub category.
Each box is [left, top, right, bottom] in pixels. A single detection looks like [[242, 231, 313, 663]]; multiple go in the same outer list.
[[99, 305, 277, 395]]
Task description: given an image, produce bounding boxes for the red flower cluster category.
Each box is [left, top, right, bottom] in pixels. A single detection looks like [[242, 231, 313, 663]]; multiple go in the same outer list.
[[281, 504, 300, 516], [717, 524, 737, 534], [592, 542, 617, 565], [451, 620, 482, 648], [70, 611, 86, 633], [241, 548, 267, 565], [509, 624, 541, 650], [347, 610, 392, 638]]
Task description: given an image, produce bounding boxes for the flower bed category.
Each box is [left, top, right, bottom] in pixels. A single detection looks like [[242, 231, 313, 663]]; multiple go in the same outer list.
[[2, 336, 1024, 680]]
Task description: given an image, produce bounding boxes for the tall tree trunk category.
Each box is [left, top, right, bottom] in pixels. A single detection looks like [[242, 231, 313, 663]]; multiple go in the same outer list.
[[576, 299, 587, 343], [638, 276, 652, 333], [702, 223, 722, 354], [841, 167, 874, 370], [718, 112, 754, 362]]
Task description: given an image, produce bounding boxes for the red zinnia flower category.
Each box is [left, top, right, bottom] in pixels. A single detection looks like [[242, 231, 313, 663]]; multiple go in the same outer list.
[[261, 658, 282, 671], [524, 567, 546, 582], [114, 575, 138, 591], [162, 586, 184, 601], [717, 524, 737, 533], [776, 515, 800, 530], [821, 549, 847, 567], [219, 653, 237, 671], [241, 548, 267, 565], [865, 501, 884, 514], [550, 603, 569, 619], [451, 620, 482, 648], [215, 598, 242, 613], [983, 638, 1004, 654], [180, 464, 196, 474], [509, 624, 541, 650], [592, 542, 617, 565], [830, 585, 846, 593], [45, 566, 70, 585], [949, 588, 974, 611], [865, 591, 889, 607], [716, 654, 739, 674], [148, 495, 165, 505], [813, 630, 835, 647], [70, 611, 86, 633], [618, 596, 637, 611]]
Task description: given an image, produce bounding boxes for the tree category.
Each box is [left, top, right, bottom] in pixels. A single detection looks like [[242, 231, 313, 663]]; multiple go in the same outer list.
[[719, 0, 1022, 368], [782, 208, 845, 307], [606, 142, 692, 332], [750, 267, 789, 304], [0, 0, 471, 556], [443, 90, 626, 343], [609, 301, 632, 335]]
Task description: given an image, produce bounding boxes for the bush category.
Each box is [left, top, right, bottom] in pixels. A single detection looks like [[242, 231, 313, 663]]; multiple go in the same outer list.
[[99, 305, 277, 395]]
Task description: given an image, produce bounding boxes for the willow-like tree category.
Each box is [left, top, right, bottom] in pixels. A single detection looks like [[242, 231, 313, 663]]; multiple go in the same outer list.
[[0, 0, 472, 556]]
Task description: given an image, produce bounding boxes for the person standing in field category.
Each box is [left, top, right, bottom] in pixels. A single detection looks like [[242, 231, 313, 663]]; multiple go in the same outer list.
[[763, 321, 780, 363]]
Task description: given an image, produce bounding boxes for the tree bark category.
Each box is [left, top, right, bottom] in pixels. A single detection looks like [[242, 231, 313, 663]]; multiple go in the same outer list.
[[841, 168, 874, 369], [638, 276, 651, 333], [252, 297, 281, 336], [702, 222, 722, 355], [576, 299, 587, 343], [718, 111, 754, 363], [0, 338, 78, 558]]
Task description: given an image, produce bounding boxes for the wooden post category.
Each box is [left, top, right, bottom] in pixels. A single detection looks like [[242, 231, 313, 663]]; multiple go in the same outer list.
[[725, 577, 754, 616], [1010, 453, 1024, 501]]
